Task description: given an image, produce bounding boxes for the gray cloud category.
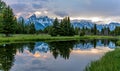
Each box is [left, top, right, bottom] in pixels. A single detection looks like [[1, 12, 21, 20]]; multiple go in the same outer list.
[[32, 4, 43, 9], [11, 4, 28, 12], [68, 0, 120, 17], [34, 0, 49, 2], [3, 0, 120, 22], [54, 11, 69, 17]]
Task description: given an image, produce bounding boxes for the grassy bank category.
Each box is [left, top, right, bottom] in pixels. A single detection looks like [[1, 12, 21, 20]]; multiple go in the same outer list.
[[117, 41, 120, 46], [85, 47, 120, 71], [0, 34, 119, 43]]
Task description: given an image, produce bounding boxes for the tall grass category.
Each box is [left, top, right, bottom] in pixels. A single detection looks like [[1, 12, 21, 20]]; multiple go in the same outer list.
[[0, 34, 119, 43], [85, 48, 120, 71], [117, 41, 120, 46]]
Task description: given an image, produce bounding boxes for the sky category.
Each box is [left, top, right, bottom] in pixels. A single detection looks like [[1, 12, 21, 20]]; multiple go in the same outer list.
[[3, 0, 120, 24]]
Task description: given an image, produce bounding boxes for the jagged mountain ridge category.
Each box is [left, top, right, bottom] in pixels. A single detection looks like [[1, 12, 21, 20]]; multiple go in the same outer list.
[[26, 14, 53, 30], [18, 14, 120, 31]]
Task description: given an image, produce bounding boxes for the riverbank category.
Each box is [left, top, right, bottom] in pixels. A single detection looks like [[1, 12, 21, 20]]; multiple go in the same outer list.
[[85, 47, 120, 71], [85, 41, 120, 71], [117, 41, 120, 46], [0, 34, 118, 43], [0, 34, 119, 43]]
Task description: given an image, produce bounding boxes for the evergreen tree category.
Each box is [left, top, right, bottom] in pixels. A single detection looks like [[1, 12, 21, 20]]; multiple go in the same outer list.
[[69, 25, 75, 36], [49, 18, 59, 36], [114, 26, 120, 35], [74, 27, 78, 35], [0, 0, 7, 13], [0, 0, 7, 33], [24, 24, 30, 34], [17, 17, 25, 34], [106, 27, 110, 35], [2, 6, 17, 36], [0, 44, 17, 71], [59, 20, 65, 36], [29, 22, 36, 34], [0, 15, 3, 33], [74, 27, 80, 35], [93, 24, 97, 35], [101, 28, 105, 35], [101, 27, 110, 36], [43, 26, 52, 34], [59, 17, 75, 36], [79, 27, 85, 36]]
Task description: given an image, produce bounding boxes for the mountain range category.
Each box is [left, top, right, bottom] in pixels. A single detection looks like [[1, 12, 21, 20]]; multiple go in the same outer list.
[[18, 14, 120, 31]]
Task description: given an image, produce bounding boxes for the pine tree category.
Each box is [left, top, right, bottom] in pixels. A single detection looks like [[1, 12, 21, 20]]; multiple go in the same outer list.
[[50, 18, 59, 36], [2, 6, 17, 36], [79, 27, 85, 36], [29, 22, 36, 34], [0, 0, 7, 33], [59, 20, 65, 36], [59, 17, 75, 36], [0, 14, 3, 33], [74, 27, 79, 35], [106, 27, 110, 35], [93, 24, 97, 35], [17, 17, 25, 34], [43, 26, 52, 34], [0, 0, 7, 13], [114, 26, 120, 35]]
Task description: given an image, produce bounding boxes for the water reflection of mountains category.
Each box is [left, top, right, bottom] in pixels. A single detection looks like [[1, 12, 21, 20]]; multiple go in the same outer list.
[[34, 40, 116, 53], [0, 39, 117, 71]]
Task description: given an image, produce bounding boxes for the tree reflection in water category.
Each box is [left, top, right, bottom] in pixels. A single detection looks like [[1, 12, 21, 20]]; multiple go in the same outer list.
[[0, 39, 117, 71], [48, 41, 76, 59], [0, 44, 16, 71]]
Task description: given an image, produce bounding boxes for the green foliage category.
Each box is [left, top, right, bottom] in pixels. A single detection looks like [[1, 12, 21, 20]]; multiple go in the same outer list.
[[0, 34, 118, 43], [79, 27, 85, 36], [43, 26, 52, 34], [16, 17, 25, 34], [47, 17, 75, 36], [0, 0, 37, 36], [114, 26, 120, 36], [109, 26, 120, 36], [0, 44, 16, 71], [85, 48, 120, 71], [2, 6, 17, 36], [101, 27, 110, 35], [48, 41, 75, 59], [49, 18, 59, 36], [17, 20, 36, 34], [59, 17, 75, 36], [49, 28, 58, 36], [36, 30, 44, 35], [79, 30, 85, 36], [0, 0, 6, 33], [0, 0, 18, 36], [117, 41, 120, 46], [0, 23, 3, 32], [0, 0, 7, 13], [0, 0, 120, 36], [29, 22, 36, 34], [93, 24, 97, 35], [74, 27, 80, 35]]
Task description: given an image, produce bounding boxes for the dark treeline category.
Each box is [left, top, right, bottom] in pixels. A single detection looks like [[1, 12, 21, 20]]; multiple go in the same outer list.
[[0, 0, 17, 36], [0, 0, 120, 37], [16, 18, 36, 34], [44, 18, 120, 36], [47, 17, 75, 36], [0, 0, 36, 36]]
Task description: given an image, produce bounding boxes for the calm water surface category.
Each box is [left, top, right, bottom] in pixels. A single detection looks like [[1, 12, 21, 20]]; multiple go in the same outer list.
[[0, 39, 117, 71]]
